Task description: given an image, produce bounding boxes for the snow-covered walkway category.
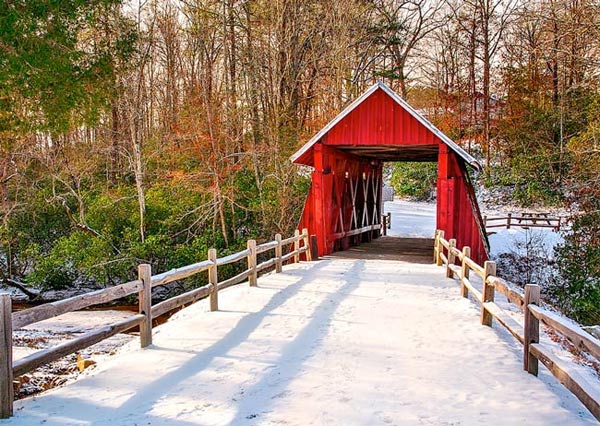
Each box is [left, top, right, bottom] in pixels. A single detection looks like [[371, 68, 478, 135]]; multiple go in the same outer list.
[[5, 258, 596, 425]]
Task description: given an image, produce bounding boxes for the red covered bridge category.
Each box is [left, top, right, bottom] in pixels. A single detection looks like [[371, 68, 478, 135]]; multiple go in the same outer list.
[[291, 82, 489, 264]]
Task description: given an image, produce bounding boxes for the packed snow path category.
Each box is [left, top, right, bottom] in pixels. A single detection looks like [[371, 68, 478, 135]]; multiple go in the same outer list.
[[5, 258, 595, 425]]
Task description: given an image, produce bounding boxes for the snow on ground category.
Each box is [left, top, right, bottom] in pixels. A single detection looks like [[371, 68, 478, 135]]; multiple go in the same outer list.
[[383, 199, 436, 238], [12, 310, 137, 398], [4, 259, 596, 425], [487, 227, 563, 259]]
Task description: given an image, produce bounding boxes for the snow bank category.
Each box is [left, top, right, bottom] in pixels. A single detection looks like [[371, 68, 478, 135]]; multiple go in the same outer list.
[[4, 259, 595, 425]]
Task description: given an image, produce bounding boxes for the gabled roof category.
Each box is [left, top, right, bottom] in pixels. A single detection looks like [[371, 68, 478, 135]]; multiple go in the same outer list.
[[290, 81, 481, 171]]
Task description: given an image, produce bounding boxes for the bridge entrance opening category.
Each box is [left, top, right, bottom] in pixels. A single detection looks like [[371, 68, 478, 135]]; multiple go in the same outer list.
[[291, 82, 489, 263], [383, 161, 437, 239]]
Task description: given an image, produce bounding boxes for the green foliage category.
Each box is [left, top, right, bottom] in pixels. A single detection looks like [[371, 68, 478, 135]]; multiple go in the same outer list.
[[0, 0, 134, 135], [552, 212, 600, 325], [390, 162, 437, 201]]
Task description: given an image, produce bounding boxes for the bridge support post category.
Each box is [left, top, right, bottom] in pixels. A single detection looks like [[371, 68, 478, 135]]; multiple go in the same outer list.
[[481, 261, 496, 326], [524, 284, 540, 375], [460, 246, 471, 298], [138, 264, 153, 348], [208, 248, 218, 311], [247, 240, 257, 286], [275, 234, 282, 273], [293, 230, 300, 263], [446, 239, 456, 278], [0, 294, 13, 418]]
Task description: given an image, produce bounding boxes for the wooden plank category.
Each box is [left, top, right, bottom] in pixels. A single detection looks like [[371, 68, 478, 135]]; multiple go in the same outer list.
[[481, 261, 496, 326], [138, 264, 153, 348], [208, 248, 218, 312], [450, 246, 463, 260], [0, 295, 13, 418], [488, 276, 525, 311], [448, 264, 461, 279], [439, 252, 448, 265], [530, 343, 600, 421], [524, 284, 541, 375], [460, 246, 471, 298], [293, 230, 300, 263], [439, 237, 450, 249], [436, 230, 445, 266], [303, 228, 312, 261], [13, 314, 144, 377], [281, 233, 304, 246], [485, 224, 509, 229], [482, 302, 524, 344], [247, 239, 257, 287], [151, 260, 212, 287], [12, 280, 143, 330], [463, 257, 485, 279], [217, 269, 251, 291], [256, 240, 278, 254], [257, 258, 277, 273], [281, 251, 296, 264], [275, 234, 283, 273], [529, 305, 600, 360], [446, 239, 456, 278], [216, 249, 250, 267], [461, 277, 483, 303], [151, 285, 211, 318]]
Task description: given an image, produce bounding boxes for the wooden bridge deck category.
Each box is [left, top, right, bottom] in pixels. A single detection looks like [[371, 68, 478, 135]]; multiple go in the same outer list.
[[5, 257, 595, 425], [329, 236, 434, 262]]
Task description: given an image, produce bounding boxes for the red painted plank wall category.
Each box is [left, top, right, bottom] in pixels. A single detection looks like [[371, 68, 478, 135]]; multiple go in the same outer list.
[[323, 89, 437, 147]]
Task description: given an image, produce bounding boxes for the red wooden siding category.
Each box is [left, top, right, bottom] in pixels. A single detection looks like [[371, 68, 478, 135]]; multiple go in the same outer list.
[[323, 89, 437, 147]]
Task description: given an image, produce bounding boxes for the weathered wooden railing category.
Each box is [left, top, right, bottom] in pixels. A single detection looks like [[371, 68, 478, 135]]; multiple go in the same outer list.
[[434, 230, 600, 420], [0, 229, 312, 418], [483, 212, 561, 231]]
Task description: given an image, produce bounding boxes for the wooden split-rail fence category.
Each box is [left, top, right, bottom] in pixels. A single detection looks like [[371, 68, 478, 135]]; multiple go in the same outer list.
[[483, 212, 562, 232], [0, 230, 314, 418], [434, 230, 600, 421]]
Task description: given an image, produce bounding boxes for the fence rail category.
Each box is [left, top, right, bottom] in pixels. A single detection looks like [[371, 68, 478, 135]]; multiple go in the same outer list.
[[434, 230, 600, 421], [483, 212, 562, 231], [0, 229, 314, 418]]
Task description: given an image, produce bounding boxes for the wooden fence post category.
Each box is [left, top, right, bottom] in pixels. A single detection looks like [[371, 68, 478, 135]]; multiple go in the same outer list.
[[138, 264, 153, 348], [436, 230, 445, 266], [507, 213, 512, 229], [387, 212, 391, 229], [208, 248, 218, 311], [460, 246, 471, 298], [302, 228, 312, 261], [446, 239, 456, 277], [247, 239, 257, 286], [524, 284, 540, 375], [481, 261, 497, 326], [275, 233, 282, 273], [433, 230, 439, 264], [310, 235, 319, 261], [382, 215, 387, 236], [0, 294, 13, 418], [293, 230, 300, 263]]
